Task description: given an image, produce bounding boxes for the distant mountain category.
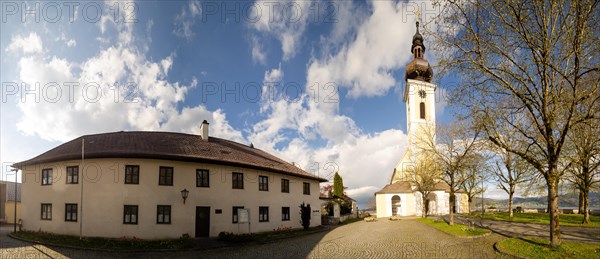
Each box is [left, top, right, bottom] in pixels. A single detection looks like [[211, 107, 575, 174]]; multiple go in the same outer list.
[[473, 192, 600, 209]]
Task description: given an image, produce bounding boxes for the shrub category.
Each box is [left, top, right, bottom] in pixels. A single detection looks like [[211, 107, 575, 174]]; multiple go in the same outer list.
[[300, 203, 311, 230], [217, 232, 255, 243], [339, 199, 353, 215]]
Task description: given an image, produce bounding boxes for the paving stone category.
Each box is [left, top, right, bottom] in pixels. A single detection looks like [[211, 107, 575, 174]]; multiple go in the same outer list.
[[1, 219, 512, 259]]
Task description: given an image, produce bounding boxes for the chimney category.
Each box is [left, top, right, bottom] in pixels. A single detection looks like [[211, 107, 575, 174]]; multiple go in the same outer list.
[[200, 120, 209, 141]]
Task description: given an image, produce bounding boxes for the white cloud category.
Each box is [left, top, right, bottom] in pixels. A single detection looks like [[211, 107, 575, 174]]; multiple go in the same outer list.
[[263, 66, 283, 82], [15, 43, 242, 143], [66, 39, 77, 47], [250, 0, 312, 61], [173, 0, 201, 40], [275, 129, 408, 208], [306, 1, 436, 99], [6, 32, 43, 54], [251, 36, 267, 64], [246, 62, 407, 208], [485, 187, 509, 200], [99, 0, 137, 46], [55, 33, 77, 47], [10, 1, 242, 144]]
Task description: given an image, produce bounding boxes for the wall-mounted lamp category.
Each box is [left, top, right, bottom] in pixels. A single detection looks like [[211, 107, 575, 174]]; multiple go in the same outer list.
[[181, 189, 189, 204]]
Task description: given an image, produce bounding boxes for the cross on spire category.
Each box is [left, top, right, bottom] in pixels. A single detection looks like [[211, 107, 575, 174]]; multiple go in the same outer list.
[[413, 6, 421, 24]]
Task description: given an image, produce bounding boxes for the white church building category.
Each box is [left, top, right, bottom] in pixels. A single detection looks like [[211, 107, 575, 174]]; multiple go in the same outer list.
[[375, 21, 468, 218]]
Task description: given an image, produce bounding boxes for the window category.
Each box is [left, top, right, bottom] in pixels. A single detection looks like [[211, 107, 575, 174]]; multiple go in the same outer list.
[[196, 169, 209, 187], [259, 175, 269, 191], [124, 205, 138, 224], [65, 204, 77, 222], [42, 169, 52, 185], [232, 172, 244, 189], [303, 182, 311, 195], [159, 167, 174, 186], [259, 207, 269, 222], [157, 205, 171, 224], [66, 166, 78, 184], [282, 207, 290, 221], [420, 102, 425, 119], [41, 204, 52, 220], [281, 179, 289, 193], [232, 206, 244, 223], [125, 165, 139, 184]]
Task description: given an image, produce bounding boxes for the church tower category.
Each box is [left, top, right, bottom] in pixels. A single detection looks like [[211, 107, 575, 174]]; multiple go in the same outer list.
[[375, 19, 464, 218], [391, 21, 436, 183]]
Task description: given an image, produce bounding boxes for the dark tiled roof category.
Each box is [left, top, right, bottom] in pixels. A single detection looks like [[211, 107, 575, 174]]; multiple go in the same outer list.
[[14, 131, 327, 182], [375, 181, 414, 194]]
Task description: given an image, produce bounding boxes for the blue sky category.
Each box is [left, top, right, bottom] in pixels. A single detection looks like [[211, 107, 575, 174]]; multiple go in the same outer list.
[[0, 0, 508, 207]]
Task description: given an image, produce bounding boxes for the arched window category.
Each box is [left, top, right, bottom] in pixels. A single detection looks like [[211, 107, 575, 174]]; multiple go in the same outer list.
[[420, 102, 425, 119], [391, 195, 401, 216], [413, 46, 423, 58]]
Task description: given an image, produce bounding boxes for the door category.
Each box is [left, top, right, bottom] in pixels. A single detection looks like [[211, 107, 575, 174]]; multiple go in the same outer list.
[[195, 206, 210, 237]]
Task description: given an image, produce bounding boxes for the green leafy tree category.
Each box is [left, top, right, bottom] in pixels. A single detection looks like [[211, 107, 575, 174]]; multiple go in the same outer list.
[[333, 172, 344, 198]]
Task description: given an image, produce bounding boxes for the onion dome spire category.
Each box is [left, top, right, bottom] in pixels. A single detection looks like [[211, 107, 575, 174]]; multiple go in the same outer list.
[[405, 21, 433, 82]]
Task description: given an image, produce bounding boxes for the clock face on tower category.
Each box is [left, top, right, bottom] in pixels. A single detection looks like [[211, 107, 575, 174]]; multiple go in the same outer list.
[[418, 90, 426, 98]]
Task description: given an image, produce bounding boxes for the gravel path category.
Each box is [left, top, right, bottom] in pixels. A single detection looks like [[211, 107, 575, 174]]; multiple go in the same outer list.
[[1, 219, 511, 259]]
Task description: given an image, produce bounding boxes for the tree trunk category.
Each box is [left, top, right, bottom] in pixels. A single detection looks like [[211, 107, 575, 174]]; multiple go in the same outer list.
[[422, 195, 427, 218], [508, 191, 514, 220], [468, 197, 472, 214], [449, 190, 455, 225], [583, 189, 590, 224], [578, 189, 584, 214], [548, 181, 561, 247]]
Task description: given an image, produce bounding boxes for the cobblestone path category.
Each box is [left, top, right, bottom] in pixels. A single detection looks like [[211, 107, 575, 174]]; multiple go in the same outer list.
[[1, 219, 512, 259]]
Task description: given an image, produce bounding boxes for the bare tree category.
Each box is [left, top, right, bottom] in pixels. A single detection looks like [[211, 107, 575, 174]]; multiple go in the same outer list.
[[493, 149, 533, 219], [428, 0, 600, 246], [406, 155, 441, 218], [565, 118, 600, 224], [416, 121, 481, 225], [461, 154, 489, 214]]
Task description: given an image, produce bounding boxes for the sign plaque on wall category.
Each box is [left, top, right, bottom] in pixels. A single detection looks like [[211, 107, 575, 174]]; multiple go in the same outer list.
[[238, 209, 249, 223]]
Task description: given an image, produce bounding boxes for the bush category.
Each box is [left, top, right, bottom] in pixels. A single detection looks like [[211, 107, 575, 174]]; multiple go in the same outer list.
[[340, 199, 353, 215], [178, 233, 194, 248], [217, 232, 255, 243], [300, 203, 311, 230]]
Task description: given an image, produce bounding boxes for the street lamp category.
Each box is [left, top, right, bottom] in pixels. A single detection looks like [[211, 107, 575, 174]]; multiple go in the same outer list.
[[10, 168, 18, 233], [181, 189, 189, 204]]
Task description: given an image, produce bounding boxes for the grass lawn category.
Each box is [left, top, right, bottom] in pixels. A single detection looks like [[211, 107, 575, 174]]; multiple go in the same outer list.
[[10, 231, 194, 250], [497, 237, 600, 259], [417, 218, 491, 236], [466, 212, 600, 227]]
